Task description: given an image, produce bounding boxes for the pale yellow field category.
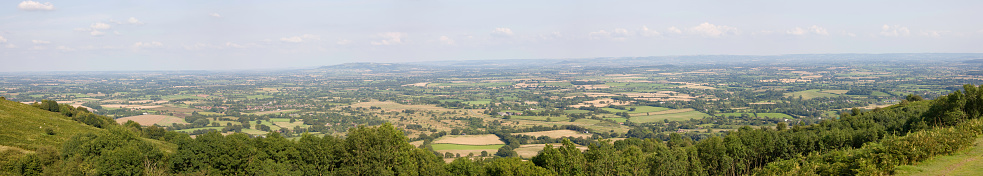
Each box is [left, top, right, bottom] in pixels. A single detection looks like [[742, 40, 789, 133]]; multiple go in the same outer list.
[[516, 130, 592, 138], [115, 115, 186, 126], [514, 143, 588, 158], [433, 134, 504, 145]]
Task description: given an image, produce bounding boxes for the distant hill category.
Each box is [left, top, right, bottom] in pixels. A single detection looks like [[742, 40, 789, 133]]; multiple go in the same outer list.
[[314, 62, 432, 73], [0, 98, 103, 153]]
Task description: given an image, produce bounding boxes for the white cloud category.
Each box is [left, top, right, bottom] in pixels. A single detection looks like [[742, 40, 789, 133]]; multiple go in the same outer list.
[[880, 25, 910, 37], [787, 25, 828, 36], [133, 41, 163, 49], [371, 32, 406, 45], [127, 17, 144, 25], [787, 27, 806, 35], [31, 40, 50, 44], [640, 26, 661, 37], [210, 13, 222, 18], [920, 30, 949, 37], [439, 36, 454, 45], [491, 28, 514, 37], [847, 33, 857, 37], [0, 35, 6, 43], [90, 30, 105, 36], [667, 26, 682, 34], [18, 1, 54, 11], [336, 39, 351, 45], [91, 23, 111, 30], [225, 42, 244, 48], [588, 30, 611, 39], [73, 28, 91, 32], [539, 32, 562, 40], [688, 22, 739, 37], [280, 36, 303, 43], [279, 34, 320, 43], [113, 31, 120, 35], [809, 25, 829, 35], [56, 46, 74, 51], [4, 44, 15, 48]]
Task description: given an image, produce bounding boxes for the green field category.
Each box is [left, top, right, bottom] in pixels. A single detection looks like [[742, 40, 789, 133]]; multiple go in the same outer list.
[[895, 137, 983, 175], [431, 144, 505, 150], [784, 89, 839, 99], [716, 113, 794, 119], [565, 109, 590, 114], [605, 118, 628, 123], [630, 110, 711, 123]]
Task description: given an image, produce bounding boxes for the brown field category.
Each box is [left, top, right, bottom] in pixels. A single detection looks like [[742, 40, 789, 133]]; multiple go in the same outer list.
[[516, 130, 592, 138], [115, 115, 186, 126], [433, 134, 504, 145], [409, 140, 424, 147], [514, 143, 588, 158]]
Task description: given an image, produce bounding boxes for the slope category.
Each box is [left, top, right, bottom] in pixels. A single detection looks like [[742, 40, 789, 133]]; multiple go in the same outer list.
[[895, 137, 983, 175], [0, 98, 103, 153]]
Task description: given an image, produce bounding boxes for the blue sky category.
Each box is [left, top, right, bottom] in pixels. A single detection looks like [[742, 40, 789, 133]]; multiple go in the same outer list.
[[2, 0, 982, 71]]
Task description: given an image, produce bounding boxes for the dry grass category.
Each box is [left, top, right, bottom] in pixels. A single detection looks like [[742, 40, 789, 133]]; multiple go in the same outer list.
[[114, 115, 186, 126], [516, 130, 592, 138], [514, 143, 588, 158], [433, 134, 504, 145]]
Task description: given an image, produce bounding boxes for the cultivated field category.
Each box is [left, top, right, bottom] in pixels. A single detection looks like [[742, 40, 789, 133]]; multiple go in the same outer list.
[[514, 143, 588, 158], [433, 134, 504, 145], [114, 115, 186, 126], [630, 109, 711, 123], [516, 130, 592, 138]]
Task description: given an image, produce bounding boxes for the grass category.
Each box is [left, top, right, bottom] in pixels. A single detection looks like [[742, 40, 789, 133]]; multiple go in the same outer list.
[[463, 100, 491, 104], [716, 113, 794, 119], [895, 137, 983, 175], [630, 109, 711, 123], [431, 144, 504, 150], [0, 99, 104, 152], [565, 109, 590, 114], [605, 118, 628, 123], [784, 89, 839, 99]]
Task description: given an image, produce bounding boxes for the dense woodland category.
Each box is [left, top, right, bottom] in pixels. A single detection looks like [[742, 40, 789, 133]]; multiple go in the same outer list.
[[2, 84, 983, 175]]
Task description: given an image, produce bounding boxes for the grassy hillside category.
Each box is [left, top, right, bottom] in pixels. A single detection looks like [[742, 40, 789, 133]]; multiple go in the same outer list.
[[895, 137, 983, 175], [0, 99, 103, 153]]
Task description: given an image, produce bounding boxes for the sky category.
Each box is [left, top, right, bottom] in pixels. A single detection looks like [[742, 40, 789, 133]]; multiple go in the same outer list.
[[1, 0, 983, 71]]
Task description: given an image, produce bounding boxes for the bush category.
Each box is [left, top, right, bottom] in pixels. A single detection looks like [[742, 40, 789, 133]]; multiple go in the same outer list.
[[44, 128, 55, 135]]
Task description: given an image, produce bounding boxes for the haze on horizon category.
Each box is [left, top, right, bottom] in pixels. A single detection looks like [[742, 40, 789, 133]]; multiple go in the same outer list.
[[2, 0, 982, 72]]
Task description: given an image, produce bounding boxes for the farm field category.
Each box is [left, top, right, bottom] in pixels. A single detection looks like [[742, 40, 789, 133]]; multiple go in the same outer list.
[[716, 113, 794, 119], [516, 130, 592, 138], [114, 114, 187, 126], [630, 109, 711, 123], [785, 89, 839, 99], [433, 134, 504, 145], [514, 143, 588, 158]]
